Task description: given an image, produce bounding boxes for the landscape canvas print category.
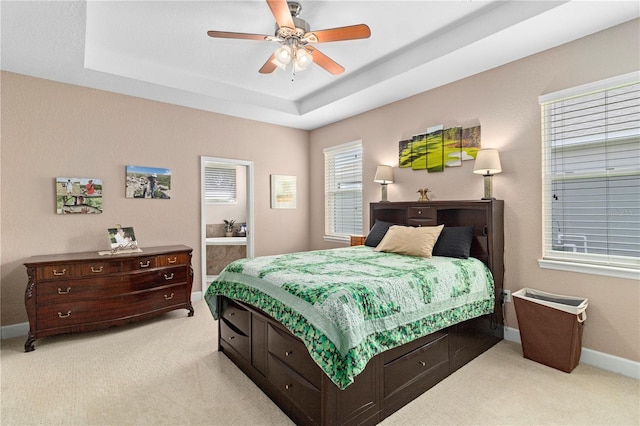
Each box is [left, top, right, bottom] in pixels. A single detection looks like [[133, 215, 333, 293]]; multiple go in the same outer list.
[[56, 177, 103, 214], [126, 166, 171, 199]]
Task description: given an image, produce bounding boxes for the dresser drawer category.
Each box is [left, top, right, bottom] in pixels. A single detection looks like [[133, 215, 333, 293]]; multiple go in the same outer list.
[[268, 353, 321, 424], [221, 299, 251, 336], [35, 264, 76, 281], [157, 252, 189, 266], [383, 333, 449, 398], [220, 318, 250, 360], [77, 261, 120, 277], [36, 283, 188, 330], [36, 266, 188, 304], [123, 256, 158, 271], [268, 323, 321, 388]]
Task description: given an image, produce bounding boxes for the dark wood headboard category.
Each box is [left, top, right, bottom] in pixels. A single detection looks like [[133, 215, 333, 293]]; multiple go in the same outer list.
[[370, 200, 504, 305]]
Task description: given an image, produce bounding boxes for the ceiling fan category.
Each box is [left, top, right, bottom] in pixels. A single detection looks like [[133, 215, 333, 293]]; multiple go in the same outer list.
[[207, 0, 371, 76]]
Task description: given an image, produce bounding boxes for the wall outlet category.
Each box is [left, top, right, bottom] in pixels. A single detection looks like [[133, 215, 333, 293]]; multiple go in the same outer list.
[[502, 289, 512, 303]]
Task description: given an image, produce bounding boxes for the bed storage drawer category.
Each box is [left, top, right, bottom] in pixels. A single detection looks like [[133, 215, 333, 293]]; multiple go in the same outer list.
[[268, 353, 321, 424], [407, 207, 437, 227], [268, 323, 322, 388], [221, 299, 251, 336], [383, 332, 449, 399], [220, 317, 250, 360]]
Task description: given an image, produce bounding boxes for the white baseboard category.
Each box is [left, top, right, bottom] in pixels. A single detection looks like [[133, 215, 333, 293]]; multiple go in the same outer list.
[[1, 291, 204, 341], [504, 326, 639, 380]]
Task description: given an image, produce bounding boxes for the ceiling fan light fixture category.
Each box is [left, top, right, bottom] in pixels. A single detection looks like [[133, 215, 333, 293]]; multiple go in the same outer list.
[[275, 45, 292, 64], [294, 47, 312, 70]]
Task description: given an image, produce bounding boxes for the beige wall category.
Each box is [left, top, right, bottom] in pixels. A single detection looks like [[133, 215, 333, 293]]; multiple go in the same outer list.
[[0, 72, 310, 325], [309, 20, 640, 362]]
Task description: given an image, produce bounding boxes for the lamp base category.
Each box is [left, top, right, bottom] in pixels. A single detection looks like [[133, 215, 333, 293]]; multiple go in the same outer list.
[[380, 183, 389, 202], [482, 174, 493, 199]]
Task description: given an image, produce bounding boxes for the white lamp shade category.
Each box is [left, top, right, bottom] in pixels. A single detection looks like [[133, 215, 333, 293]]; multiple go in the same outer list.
[[374, 165, 394, 183], [473, 149, 502, 175]]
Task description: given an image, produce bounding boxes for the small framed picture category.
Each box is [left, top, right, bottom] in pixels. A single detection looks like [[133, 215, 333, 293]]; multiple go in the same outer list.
[[126, 166, 171, 199], [270, 175, 296, 209], [56, 177, 103, 214], [107, 226, 138, 249]]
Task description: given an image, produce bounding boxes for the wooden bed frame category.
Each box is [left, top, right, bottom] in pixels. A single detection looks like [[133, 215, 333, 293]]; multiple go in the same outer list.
[[217, 200, 504, 425]]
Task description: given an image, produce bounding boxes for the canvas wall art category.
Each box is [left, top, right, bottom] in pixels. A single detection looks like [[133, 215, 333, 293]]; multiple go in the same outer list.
[[56, 177, 103, 214], [271, 175, 296, 209], [126, 166, 171, 199]]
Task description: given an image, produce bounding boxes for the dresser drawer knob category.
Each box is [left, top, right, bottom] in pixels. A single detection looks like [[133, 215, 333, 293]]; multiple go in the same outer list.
[[285, 384, 292, 390], [285, 351, 292, 357], [164, 273, 174, 280], [419, 361, 426, 367], [58, 311, 71, 318], [57, 287, 71, 295], [229, 335, 235, 340], [418, 210, 422, 214], [164, 293, 174, 300], [90, 266, 104, 273], [52, 269, 66, 276], [167, 257, 178, 264], [139, 260, 150, 268], [229, 312, 235, 316]]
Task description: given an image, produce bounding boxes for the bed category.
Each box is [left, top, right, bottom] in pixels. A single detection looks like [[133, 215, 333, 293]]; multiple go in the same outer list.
[[205, 200, 504, 425]]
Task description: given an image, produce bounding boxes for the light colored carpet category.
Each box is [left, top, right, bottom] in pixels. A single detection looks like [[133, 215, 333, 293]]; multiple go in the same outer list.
[[2, 300, 638, 425]]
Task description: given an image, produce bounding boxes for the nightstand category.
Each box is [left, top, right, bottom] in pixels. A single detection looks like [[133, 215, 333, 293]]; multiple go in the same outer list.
[[350, 235, 366, 246]]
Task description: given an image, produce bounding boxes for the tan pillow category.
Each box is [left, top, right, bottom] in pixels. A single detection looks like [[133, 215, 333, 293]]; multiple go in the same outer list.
[[374, 225, 444, 258]]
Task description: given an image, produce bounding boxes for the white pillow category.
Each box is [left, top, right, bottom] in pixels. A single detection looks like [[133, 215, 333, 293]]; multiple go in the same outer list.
[[374, 225, 444, 258]]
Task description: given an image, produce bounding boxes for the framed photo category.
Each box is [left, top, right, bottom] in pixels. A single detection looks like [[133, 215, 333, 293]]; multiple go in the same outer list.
[[107, 226, 138, 249], [126, 165, 171, 199], [56, 177, 103, 214], [270, 175, 296, 209]]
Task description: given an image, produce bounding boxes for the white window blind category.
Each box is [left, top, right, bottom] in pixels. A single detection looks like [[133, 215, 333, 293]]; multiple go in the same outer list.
[[539, 73, 640, 276], [324, 141, 363, 243], [204, 165, 236, 204]]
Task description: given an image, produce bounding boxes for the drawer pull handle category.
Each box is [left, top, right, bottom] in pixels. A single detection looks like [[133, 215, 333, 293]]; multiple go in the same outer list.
[[57, 287, 71, 295], [229, 312, 235, 316], [164, 293, 174, 300], [58, 311, 71, 318], [285, 351, 292, 357], [285, 384, 292, 390], [167, 257, 178, 264], [419, 361, 426, 367], [229, 336, 235, 340], [164, 273, 174, 280], [90, 266, 104, 273], [52, 269, 66, 276], [139, 260, 151, 268]]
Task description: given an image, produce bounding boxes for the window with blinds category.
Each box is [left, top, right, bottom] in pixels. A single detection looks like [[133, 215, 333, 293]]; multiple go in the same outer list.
[[204, 164, 236, 204], [324, 141, 363, 243], [539, 73, 640, 277]]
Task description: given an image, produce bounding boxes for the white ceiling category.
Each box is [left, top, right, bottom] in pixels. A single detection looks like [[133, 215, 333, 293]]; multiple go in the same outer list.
[[2, 1, 638, 130]]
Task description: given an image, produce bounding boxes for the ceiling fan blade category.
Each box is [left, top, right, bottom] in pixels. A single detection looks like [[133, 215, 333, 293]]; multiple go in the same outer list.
[[207, 30, 269, 41], [259, 53, 278, 74], [305, 24, 371, 43], [266, 0, 295, 30], [306, 46, 344, 75]]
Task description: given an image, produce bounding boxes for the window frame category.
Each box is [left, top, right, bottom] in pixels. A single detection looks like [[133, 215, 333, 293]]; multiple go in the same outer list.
[[538, 72, 640, 280], [323, 140, 363, 244]]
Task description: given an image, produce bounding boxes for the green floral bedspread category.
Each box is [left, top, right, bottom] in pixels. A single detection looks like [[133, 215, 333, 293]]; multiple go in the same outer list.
[[205, 246, 494, 389]]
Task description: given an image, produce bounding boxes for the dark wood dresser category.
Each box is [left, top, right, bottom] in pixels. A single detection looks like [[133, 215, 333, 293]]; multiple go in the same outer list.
[[24, 245, 194, 351]]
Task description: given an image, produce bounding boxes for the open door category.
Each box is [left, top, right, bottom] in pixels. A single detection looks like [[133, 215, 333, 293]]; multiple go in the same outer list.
[[200, 156, 254, 295]]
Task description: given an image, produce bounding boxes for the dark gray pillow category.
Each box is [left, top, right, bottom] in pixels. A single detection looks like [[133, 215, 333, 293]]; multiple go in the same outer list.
[[432, 226, 474, 258], [364, 220, 394, 247]]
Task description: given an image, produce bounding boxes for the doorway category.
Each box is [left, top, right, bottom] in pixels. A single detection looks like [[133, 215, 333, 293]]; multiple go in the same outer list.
[[200, 156, 254, 295]]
